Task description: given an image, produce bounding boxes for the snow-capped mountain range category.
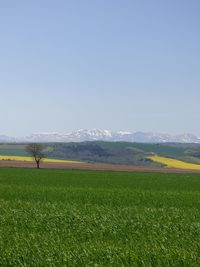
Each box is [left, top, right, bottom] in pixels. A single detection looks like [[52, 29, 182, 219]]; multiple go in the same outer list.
[[0, 129, 200, 143]]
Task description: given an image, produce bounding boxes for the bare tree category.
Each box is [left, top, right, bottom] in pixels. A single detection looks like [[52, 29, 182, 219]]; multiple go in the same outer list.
[[26, 143, 45, 169]]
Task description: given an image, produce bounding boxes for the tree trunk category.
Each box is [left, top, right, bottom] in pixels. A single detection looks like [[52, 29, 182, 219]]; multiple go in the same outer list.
[[36, 160, 40, 169]]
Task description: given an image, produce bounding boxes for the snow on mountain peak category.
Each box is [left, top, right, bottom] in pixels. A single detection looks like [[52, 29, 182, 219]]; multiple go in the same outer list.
[[117, 131, 132, 136], [0, 130, 200, 143]]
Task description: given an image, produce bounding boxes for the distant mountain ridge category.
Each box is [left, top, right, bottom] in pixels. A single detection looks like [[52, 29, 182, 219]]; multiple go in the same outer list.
[[0, 129, 200, 143]]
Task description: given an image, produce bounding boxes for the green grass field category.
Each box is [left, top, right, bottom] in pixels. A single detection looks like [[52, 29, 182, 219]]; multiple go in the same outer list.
[[0, 168, 200, 266]]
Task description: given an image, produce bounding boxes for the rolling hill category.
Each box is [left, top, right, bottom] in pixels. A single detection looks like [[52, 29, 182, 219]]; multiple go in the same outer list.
[[1, 141, 200, 168]]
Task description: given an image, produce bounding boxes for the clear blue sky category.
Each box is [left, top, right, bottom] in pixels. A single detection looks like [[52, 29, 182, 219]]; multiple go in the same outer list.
[[0, 0, 200, 136]]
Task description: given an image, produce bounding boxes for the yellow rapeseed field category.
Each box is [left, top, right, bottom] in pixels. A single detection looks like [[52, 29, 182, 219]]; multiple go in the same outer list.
[[0, 155, 81, 164], [148, 155, 200, 170]]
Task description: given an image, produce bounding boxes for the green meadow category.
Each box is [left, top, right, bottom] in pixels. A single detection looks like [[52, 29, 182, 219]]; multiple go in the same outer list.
[[0, 168, 200, 266]]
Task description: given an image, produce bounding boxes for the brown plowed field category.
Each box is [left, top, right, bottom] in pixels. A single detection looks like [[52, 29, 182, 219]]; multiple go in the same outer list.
[[1, 160, 200, 174]]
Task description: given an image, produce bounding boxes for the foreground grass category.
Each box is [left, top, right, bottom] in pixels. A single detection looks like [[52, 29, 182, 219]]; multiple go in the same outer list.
[[149, 155, 200, 170], [0, 168, 200, 266]]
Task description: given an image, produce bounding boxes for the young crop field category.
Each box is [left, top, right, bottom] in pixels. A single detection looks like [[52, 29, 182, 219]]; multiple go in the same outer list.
[[0, 168, 200, 266], [149, 155, 200, 170]]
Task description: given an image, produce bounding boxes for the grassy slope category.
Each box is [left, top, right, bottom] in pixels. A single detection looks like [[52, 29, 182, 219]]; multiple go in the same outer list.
[[98, 141, 186, 157], [0, 148, 28, 156], [0, 168, 200, 266]]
